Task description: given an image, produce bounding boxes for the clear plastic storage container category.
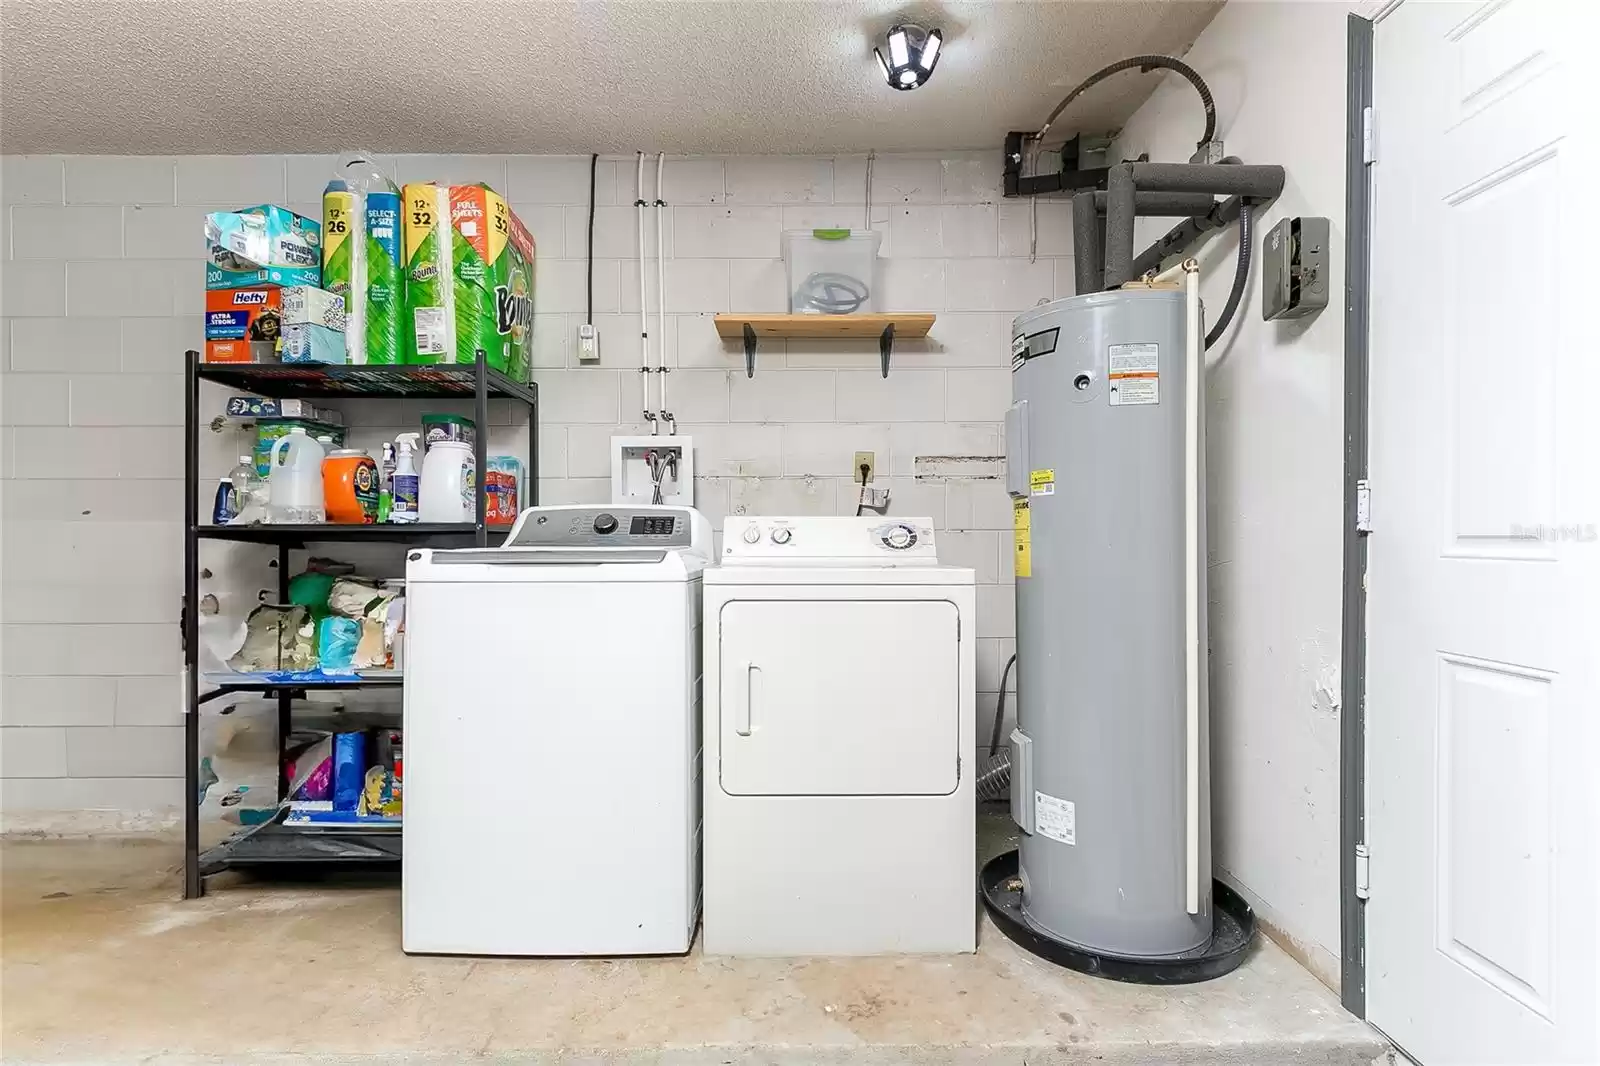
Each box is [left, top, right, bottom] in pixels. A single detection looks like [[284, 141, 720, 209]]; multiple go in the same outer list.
[[782, 229, 882, 314]]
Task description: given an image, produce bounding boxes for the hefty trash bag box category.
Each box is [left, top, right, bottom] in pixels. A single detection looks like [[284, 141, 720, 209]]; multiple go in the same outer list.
[[205, 286, 346, 364], [205, 205, 322, 289], [401, 183, 534, 381]]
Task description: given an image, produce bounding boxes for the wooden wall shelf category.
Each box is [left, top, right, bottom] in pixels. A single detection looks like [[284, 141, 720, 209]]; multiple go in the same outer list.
[[712, 313, 935, 340], [712, 313, 936, 377]]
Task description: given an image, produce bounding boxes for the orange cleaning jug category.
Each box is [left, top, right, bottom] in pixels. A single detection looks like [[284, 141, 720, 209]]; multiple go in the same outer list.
[[323, 449, 378, 524]]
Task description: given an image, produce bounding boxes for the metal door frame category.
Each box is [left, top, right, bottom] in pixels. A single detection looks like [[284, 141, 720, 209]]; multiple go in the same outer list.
[[1340, 8, 1378, 1020]]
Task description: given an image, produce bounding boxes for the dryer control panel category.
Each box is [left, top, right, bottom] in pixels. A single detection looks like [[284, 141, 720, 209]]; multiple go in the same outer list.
[[722, 516, 939, 566]]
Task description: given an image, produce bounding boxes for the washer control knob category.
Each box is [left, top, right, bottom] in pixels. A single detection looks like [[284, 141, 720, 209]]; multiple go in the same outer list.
[[742, 525, 762, 544], [884, 524, 916, 549], [592, 513, 618, 535], [770, 527, 792, 545]]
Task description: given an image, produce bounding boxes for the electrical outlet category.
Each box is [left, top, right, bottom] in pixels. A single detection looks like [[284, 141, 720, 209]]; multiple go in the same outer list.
[[853, 451, 876, 484], [577, 323, 600, 363]]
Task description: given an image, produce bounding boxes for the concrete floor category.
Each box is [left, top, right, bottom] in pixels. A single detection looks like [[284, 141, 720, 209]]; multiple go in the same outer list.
[[2, 817, 1389, 1066]]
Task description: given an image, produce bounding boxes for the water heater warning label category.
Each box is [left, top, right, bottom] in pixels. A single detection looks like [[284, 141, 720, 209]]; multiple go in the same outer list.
[[1035, 790, 1076, 845], [1012, 501, 1032, 578], [1108, 342, 1160, 406]]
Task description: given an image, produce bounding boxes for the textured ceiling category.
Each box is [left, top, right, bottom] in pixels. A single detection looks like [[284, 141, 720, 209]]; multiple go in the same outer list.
[[0, 0, 1220, 155]]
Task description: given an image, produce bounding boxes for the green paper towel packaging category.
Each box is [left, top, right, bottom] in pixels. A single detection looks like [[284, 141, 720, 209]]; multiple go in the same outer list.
[[322, 156, 402, 365]]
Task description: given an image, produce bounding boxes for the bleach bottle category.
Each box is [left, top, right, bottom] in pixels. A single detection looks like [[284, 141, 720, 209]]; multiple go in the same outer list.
[[390, 433, 421, 524], [266, 427, 326, 524]]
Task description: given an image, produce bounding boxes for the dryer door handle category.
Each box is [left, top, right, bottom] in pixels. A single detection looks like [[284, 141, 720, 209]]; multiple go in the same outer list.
[[733, 662, 758, 736]]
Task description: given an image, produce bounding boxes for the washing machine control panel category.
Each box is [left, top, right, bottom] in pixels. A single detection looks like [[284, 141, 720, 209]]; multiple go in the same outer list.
[[721, 516, 939, 565], [504, 505, 701, 549]]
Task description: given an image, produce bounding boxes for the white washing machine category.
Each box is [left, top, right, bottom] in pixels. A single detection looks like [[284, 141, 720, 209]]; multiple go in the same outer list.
[[403, 504, 712, 956], [703, 515, 976, 956]]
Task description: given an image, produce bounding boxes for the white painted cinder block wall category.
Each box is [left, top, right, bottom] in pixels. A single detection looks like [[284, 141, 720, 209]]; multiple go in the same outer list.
[[0, 149, 1066, 829], [1115, 0, 1351, 985]]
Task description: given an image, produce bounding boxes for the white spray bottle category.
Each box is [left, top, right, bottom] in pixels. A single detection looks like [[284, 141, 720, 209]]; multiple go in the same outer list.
[[391, 433, 421, 524]]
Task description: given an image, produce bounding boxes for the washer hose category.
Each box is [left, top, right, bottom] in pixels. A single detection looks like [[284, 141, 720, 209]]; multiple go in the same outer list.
[[1204, 202, 1253, 349], [793, 270, 871, 315], [1037, 55, 1216, 151]]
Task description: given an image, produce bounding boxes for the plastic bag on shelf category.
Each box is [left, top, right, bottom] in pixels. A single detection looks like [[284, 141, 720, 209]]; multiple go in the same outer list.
[[229, 604, 315, 673]]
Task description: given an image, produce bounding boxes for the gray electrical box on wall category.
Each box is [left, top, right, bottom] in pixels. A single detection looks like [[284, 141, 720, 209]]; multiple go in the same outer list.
[[1262, 216, 1329, 321]]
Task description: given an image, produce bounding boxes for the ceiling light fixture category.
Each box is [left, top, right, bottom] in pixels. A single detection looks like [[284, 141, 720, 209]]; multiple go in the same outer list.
[[874, 23, 942, 91]]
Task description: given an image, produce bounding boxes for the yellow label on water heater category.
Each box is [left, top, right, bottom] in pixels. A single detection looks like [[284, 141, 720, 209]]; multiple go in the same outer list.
[[1029, 468, 1055, 497], [1013, 500, 1032, 578]]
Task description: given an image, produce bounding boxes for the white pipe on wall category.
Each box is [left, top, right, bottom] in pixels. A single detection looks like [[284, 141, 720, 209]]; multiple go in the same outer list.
[[1181, 256, 1201, 917], [655, 152, 670, 432], [636, 151, 656, 432]]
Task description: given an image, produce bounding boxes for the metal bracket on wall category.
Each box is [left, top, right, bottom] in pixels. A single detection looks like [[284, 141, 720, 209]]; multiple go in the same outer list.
[[739, 320, 897, 378], [1003, 131, 1113, 198]]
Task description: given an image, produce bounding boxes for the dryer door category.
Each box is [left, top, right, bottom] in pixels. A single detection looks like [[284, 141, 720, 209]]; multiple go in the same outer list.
[[717, 598, 960, 796]]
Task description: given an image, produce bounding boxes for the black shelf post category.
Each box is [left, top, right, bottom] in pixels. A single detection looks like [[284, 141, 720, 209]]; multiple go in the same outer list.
[[475, 349, 489, 545], [184, 351, 202, 899], [275, 543, 291, 801]]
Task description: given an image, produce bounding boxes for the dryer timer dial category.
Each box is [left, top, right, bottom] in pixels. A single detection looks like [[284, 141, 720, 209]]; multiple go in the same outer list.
[[882, 524, 917, 550]]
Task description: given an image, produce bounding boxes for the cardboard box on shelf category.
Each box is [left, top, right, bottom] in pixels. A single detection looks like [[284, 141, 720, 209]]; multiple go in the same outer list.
[[205, 286, 346, 364], [205, 205, 322, 290], [280, 323, 346, 364], [225, 396, 344, 424]]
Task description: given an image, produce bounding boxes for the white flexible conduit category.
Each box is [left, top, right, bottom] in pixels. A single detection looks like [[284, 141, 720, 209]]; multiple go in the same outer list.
[[1181, 258, 1202, 916], [655, 152, 671, 432], [1150, 256, 1203, 916], [864, 150, 874, 230], [636, 152, 656, 432]]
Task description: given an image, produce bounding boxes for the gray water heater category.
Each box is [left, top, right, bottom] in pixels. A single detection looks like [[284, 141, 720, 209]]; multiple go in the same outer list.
[[1006, 288, 1213, 959]]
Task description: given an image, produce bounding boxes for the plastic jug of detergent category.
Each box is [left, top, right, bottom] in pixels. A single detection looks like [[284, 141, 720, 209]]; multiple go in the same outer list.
[[323, 449, 378, 524], [418, 440, 475, 523], [267, 427, 326, 524]]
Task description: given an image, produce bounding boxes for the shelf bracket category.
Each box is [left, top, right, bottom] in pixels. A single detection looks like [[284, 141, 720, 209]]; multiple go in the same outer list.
[[742, 322, 757, 378], [879, 322, 895, 378]]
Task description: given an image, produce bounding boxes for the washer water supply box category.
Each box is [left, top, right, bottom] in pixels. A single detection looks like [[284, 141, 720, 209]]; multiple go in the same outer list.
[[204, 205, 322, 290], [401, 183, 535, 380], [205, 286, 346, 364]]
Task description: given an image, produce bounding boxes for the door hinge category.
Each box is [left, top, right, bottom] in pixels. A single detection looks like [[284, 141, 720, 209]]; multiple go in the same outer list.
[[1355, 843, 1371, 900], [1356, 478, 1373, 534], [1362, 106, 1376, 165]]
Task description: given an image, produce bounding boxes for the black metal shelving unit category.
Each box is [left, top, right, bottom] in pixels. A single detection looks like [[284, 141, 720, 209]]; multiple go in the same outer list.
[[182, 351, 538, 898]]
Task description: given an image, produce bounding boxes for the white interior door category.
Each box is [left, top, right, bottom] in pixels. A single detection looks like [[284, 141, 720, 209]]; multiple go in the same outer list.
[[717, 599, 959, 796], [1366, 2, 1599, 1062]]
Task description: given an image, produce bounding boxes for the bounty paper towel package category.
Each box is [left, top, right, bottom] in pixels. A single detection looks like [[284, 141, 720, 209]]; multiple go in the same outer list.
[[401, 183, 534, 381], [322, 156, 403, 365]]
